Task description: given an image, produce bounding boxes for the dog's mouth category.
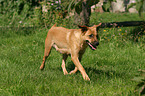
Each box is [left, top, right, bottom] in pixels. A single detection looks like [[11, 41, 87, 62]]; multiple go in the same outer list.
[[86, 40, 97, 50]]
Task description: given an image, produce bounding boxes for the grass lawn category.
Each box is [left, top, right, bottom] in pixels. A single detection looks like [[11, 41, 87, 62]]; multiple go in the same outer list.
[[0, 13, 145, 95]]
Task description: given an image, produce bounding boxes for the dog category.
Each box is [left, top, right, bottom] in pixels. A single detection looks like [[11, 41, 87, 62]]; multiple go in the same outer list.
[[40, 23, 101, 81]]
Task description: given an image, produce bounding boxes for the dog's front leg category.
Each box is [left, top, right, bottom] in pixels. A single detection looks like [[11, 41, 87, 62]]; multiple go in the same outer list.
[[69, 51, 85, 74], [62, 54, 68, 75], [71, 55, 90, 81]]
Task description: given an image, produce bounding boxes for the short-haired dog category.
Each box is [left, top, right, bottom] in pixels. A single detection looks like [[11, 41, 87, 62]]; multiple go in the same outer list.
[[40, 23, 101, 80]]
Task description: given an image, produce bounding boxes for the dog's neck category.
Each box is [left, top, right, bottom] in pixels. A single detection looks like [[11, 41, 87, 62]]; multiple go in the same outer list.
[[80, 40, 88, 50]]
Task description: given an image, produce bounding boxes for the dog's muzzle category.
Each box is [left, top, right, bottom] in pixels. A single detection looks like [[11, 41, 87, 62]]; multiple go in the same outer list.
[[86, 40, 99, 50]]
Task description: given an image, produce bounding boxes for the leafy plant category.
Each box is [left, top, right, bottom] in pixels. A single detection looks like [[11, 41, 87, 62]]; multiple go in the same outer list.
[[127, 0, 145, 18], [132, 69, 145, 95], [38, 0, 67, 27], [102, 0, 116, 12], [0, 0, 40, 26], [0, 0, 39, 16], [67, 0, 100, 14]]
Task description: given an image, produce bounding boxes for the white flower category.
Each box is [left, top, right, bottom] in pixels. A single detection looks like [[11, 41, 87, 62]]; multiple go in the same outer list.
[[19, 21, 22, 23]]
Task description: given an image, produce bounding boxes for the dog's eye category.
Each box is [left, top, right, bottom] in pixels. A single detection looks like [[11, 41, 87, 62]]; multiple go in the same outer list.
[[89, 34, 94, 38]]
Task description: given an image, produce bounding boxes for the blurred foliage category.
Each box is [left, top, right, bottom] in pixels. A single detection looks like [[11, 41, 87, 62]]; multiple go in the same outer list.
[[0, 0, 71, 27], [0, 0, 40, 26], [0, 0, 144, 27], [127, 0, 145, 18], [132, 69, 145, 95], [67, 0, 100, 14], [0, 0, 39, 17], [102, 0, 116, 12], [37, 0, 73, 27], [102, 0, 145, 18]]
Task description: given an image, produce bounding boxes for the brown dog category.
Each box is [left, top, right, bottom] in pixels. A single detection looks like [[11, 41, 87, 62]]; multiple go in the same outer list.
[[40, 23, 101, 80]]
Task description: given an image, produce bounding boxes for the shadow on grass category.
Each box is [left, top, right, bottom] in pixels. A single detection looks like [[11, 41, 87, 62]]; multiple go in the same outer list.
[[85, 67, 118, 80], [128, 26, 145, 42], [0, 26, 38, 37], [57, 62, 127, 82]]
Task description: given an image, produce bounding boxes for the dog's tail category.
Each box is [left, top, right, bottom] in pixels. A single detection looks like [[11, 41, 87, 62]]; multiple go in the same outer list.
[[52, 24, 57, 27]]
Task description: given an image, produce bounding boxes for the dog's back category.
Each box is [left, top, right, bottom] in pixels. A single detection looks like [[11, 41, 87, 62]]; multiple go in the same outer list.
[[47, 24, 72, 49]]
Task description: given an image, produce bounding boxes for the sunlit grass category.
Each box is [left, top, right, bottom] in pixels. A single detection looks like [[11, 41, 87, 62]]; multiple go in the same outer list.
[[0, 13, 145, 95]]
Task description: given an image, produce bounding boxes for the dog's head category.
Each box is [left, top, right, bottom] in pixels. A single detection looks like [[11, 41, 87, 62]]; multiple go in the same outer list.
[[78, 23, 101, 50]]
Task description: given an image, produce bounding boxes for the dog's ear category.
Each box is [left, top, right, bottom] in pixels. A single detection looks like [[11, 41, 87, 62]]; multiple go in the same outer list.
[[94, 23, 102, 28], [78, 25, 88, 32], [52, 24, 57, 27]]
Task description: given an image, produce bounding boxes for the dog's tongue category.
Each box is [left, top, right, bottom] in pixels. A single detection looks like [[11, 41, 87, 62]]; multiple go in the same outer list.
[[87, 42, 96, 50]]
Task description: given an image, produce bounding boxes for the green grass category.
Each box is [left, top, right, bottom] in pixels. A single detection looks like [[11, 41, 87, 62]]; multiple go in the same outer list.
[[0, 13, 145, 96]]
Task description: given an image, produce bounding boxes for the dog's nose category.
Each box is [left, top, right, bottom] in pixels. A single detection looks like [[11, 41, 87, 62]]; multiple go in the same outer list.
[[94, 41, 99, 46]]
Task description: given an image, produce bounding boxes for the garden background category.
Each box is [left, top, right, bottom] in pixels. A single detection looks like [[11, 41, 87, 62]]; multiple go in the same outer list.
[[0, 0, 145, 95]]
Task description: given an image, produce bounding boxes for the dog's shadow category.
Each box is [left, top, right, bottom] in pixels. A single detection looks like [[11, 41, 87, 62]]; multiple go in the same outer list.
[[86, 67, 126, 82], [58, 61, 126, 82]]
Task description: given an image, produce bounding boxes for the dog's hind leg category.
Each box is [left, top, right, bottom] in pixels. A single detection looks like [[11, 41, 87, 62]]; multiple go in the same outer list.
[[40, 40, 53, 70], [62, 54, 68, 75], [53, 44, 70, 54], [69, 67, 77, 74]]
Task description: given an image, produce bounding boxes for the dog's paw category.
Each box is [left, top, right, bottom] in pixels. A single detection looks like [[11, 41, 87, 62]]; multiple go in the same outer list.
[[40, 64, 44, 70], [63, 71, 68, 75], [83, 75, 90, 81], [69, 71, 74, 75], [69, 70, 77, 75], [62, 69, 68, 75], [85, 77, 90, 81]]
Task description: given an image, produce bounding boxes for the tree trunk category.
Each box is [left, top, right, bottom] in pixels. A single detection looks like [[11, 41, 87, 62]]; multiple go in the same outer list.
[[74, 0, 91, 26]]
